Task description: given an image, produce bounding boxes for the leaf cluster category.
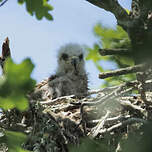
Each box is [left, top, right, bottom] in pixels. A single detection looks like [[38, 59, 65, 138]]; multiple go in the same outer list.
[[86, 24, 136, 87], [18, 0, 53, 20], [0, 58, 35, 151], [0, 131, 29, 152], [0, 58, 36, 111]]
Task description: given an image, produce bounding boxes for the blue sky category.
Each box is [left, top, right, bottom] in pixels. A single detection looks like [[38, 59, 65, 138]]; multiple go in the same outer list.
[[0, 0, 131, 88]]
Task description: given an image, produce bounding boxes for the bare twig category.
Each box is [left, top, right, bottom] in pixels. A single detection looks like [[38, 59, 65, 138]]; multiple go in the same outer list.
[[90, 110, 110, 138], [88, 85, 121, 95], [99, 64, 145, 79], [79, 82, 136, 132], [0, 0, 8, 7], [88, 115, 130, 125], [106, 115, 131, 122], [99, 118, 147, 134], [40, 95, 75, 105], [119, 100, 146, 114], [81, 81, 137, 109], [99, 48, 131, 56]]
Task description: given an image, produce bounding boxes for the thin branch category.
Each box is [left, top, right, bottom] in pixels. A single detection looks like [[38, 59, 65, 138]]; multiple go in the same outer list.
[[99, 118, 148, 134], [119, 100, 146, 114], [79, 81, 138, 132], [106, 115, 131, 122], [88, 85, 119, 95], [40, 95, 75, 105], [91, 110, 110, 138], [81, 81, 137, 108], [99, 64, 145, 79], [0, 0, 8, 7], [99, 48, 131, 56], [88, 115, 131, 125]]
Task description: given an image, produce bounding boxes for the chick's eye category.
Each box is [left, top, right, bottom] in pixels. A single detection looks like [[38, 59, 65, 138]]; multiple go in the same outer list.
[[79, 54, 83, 60], [61, 53, 68, 60]]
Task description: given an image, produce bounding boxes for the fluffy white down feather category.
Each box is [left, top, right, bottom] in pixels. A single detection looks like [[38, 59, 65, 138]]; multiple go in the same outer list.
[[32, 43, 88, 100]]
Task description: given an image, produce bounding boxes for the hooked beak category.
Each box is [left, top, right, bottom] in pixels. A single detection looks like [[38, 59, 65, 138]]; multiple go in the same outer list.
[[71, 57, 78, 71]]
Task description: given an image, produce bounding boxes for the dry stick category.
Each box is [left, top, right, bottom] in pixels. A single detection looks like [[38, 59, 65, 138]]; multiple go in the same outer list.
[[89, 115, 131, 125], [99, 118, 147, 134], [106, 115, 131, 122], [82, 81, 136, 107], [88, 80, 139, 95], [79, 82, 136, 132], [88, 85, 120, 95], [99, 64, 146, 79], [99, 48, 131, 56], [91, 110, 110, 138], [40, 95, 75, 105], [119, 100, 145, 113]]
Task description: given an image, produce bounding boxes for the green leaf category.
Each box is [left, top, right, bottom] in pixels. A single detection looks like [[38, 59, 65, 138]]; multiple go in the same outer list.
[[18, 0, 25, 4], [0, 131, 29, 152], [6, 131, 27, 146], [125, 9, 130, 15], [87, 24, 135, 87], [0, 58, 36, 111], [18, 0, 53, 21], [94, 24, 130, 49], [70, 138, 108, 152], [45, 13, 53, 20]]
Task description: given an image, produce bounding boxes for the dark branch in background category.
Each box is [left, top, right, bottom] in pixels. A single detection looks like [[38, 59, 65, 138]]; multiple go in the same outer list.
[[0, 37, 11, 74], [2, 37, 11, 59], [99, 64, 145, 79], [0, 0, 8, 7], [86, 0, 131, 31], [99, 48, 131, 56]]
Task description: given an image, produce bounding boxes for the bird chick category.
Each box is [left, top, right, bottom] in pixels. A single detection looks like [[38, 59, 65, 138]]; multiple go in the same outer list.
[[33, 43, 88, 100], [48, 43, 88, 98]]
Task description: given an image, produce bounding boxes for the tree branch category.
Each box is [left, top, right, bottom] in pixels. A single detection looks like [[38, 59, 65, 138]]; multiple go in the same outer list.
[[86, 0, 131, 30], [91, 110, 110, 138], [99, 48, 131, 56], [0, 0, 8, 7], [99, 118, 147, 134], [99, 64, 145, 79], [120, 99, 146, 114]]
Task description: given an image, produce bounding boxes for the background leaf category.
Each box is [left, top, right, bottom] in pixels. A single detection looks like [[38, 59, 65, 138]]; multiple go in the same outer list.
[[87, 24, 135, 87], [17, 0, 53, 21], [0, 58, 36, 111]]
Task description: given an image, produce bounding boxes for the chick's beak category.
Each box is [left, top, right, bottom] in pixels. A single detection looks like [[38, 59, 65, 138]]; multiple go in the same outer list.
[[71, 57, 78, 71]]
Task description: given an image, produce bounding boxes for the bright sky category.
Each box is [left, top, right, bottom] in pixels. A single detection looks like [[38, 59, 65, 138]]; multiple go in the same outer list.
[[0, 0, 131, 88]]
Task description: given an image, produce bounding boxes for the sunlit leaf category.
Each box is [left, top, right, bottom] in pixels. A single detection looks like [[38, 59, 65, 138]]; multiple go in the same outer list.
[[87, 24, 135, 87]]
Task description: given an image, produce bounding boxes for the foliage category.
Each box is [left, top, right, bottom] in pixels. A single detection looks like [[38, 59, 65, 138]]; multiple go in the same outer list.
[[0, 58, 36, 111], [0, 58, 35, 151], [86, 24, 136, 87], [0, 131, 29, 152], [70, 138, 109, 152], [17, 0, 53, 20]]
